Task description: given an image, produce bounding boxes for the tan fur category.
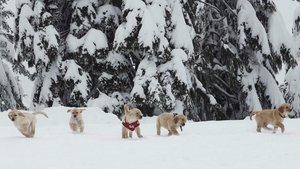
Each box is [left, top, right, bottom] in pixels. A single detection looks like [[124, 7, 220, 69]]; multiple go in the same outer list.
[[8, 110, 48, 138], [67, 108, 85, 133], [122, 104, 143, 139], [250, 103, 292, 133], [156, 113, 187, 136]]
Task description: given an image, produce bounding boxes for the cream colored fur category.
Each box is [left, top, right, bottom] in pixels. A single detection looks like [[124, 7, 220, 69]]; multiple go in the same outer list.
[[67, 108, 85, 133], [156, 113, 187, 136], [8, 110, 48, 138], [122, 104, 143, 139], [250, 103, 292, 133]]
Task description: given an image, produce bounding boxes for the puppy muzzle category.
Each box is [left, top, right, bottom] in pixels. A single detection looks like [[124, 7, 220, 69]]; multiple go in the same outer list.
[[11, 118, 15, 121], [73, 115, 77, 118]]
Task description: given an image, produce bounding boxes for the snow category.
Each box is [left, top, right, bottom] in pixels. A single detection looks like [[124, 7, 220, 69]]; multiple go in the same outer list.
[[274, 0, 300, 34], [170, 0, 194, 54], [268, 11, 296, 56], [67, 28, 108, 54], [63, 60, 91, 98], [114, 0, 146, 49], [1, 106, 300, 169], [96, 4, 121, 25], [237, 0, 270, 55], [83, 28, 108, 55]]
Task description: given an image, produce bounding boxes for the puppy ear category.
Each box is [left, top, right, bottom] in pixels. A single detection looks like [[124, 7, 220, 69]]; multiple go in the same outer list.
[[174, 116, 179, 124], [67, 109, 72, 113], [80, 109, 85, 113], [17, 112, 25, 117], [124, 104, 130, 114], [278, 105, 284, 113]]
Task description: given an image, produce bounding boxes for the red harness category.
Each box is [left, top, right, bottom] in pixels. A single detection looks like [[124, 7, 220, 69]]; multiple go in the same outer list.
[[122, 118, 140, 131]]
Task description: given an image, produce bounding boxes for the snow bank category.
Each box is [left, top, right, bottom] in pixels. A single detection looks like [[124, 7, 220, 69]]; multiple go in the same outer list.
[[1, 106, 300, 169]]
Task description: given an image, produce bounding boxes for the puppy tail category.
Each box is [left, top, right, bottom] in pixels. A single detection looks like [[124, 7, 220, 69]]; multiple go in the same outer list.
[[33, 112, 48, 118], [249, 112, 256, 120]]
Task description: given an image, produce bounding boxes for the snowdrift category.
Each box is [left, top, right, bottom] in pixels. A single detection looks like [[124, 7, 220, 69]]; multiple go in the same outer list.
[[0, 107, 300, 169]]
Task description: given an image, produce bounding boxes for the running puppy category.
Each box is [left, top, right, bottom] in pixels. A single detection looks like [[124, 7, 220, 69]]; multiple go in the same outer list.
[[156, 113, 187, 136], [250, 103, 292, 133], [122, 104, 143, 138], [8, 110, 48, 138], [67, 108, 85, 133]]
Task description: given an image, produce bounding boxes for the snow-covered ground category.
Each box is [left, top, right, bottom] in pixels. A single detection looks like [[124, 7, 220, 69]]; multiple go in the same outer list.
[[0, 107, 300, 169]]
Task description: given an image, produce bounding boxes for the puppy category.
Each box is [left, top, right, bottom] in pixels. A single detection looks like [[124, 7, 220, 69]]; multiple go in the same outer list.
[[250, 103, 292, 133], [156, 112, 187, 136], [8, 110, 48, 138], [122, 104, 143, 138], [67, 108, 85, 133]]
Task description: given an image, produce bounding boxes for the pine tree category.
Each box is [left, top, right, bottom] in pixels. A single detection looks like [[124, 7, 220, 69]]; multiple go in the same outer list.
[[237, 0, 286, 113], [114, 0, 196, 118], [63, 0, 108, 107], [86, 1, 133, 117], [280, 7, 300, 118], [187, 0, 248, 120], [0, 0, 25, 111]]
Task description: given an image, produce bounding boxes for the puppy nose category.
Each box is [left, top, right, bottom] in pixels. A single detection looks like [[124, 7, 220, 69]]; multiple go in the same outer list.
[[74, 115, 77, 118], [140, 115, 143, 119], [182, 123, 185, 126]]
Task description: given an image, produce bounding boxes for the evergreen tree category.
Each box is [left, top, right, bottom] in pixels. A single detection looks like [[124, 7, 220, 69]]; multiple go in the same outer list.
[[237, 0, 285, 113], [189, 0, 248, 120], [0, 0, 25, 111], [63, 0, 108, 107], [280, 7, 300, 118], [87, 1, 133, 117]]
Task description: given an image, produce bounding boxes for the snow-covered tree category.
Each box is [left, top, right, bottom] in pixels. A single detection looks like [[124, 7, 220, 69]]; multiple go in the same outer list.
[[280, 7, 300, 118], [86, 2, 132, 116], [14, 0, 36, 77], [189, 0, 248, 120], [63, 0, 110, 107], [114, 0, 195, 117], [237, 0, 286, 113], [31, 0, 61, 109], [0, 0, 25, 111]]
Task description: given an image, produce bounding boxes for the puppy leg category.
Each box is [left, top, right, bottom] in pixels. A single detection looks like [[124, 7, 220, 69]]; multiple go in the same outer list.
[[156, 119, 161, 136], [276, 122, 285, 133], [28, 122, 36, 138], [263, 123, 272, 130], [70, 123, 78, 132], [79, 126, 84, 133], [79, 122, 84, 133], [20, 129, 32, 138], [135, 127, 143, 138], [256, 122, 262, 133], [122, 127, 128, 138], [168, 130, 172, 136], [129, 131, 133, 138], [170, 126, 179, 135]]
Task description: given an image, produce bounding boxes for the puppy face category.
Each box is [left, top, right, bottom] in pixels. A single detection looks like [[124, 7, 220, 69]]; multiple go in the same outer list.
[[125, 108, 143, 121], [8, 110, 24, 122], [278, 103, 292, 116], [174, 114, 187, 126], [67, 109, 85, 118]]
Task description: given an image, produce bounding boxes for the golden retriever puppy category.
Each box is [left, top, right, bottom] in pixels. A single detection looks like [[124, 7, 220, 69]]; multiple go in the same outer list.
[[122, 104, 143, 139], [67, 108, 85, 133], [250, 103, 292, 133], [8, 110, 48, 138], [156, 112, 187, 136]]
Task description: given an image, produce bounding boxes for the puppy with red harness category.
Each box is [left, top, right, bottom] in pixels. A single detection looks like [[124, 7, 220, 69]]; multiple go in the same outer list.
[[121, 104, 143, 138]]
